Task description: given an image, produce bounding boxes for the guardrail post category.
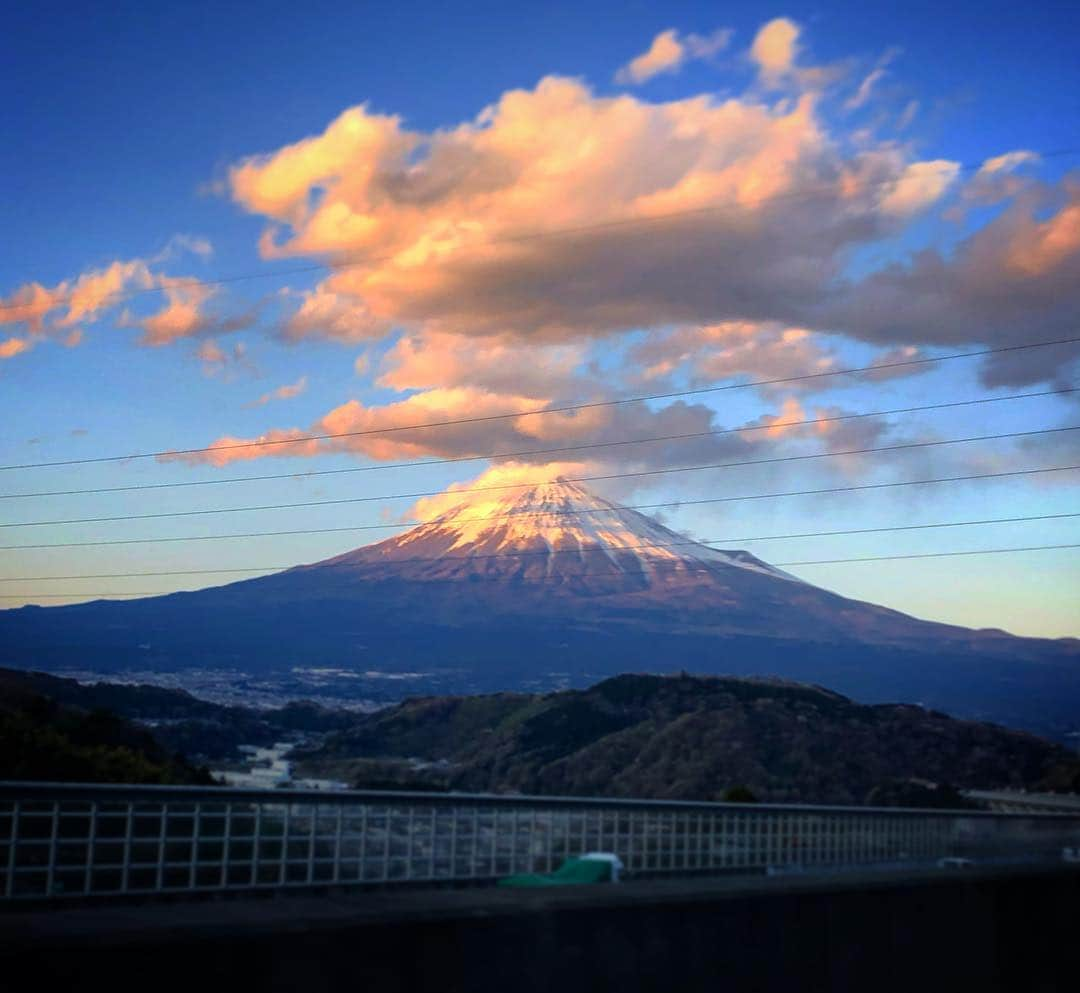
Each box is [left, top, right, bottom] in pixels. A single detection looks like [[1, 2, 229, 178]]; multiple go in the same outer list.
[[86, 801, 100, 895], [305, 803, 317, 885], [221, 802, 233, 889], [189, 802, 202, 891], [6, 801, 19, 899], [382, 803, 392, 882], [332, 803, 344, 885], [277, 801, 290, 886], [250, 803, 262, 887], [154, 802, 166, 892], [120, 801, 134, 893], [45, 800, 60, 897]]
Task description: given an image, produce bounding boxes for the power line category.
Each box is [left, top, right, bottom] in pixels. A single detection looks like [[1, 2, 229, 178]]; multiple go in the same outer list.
[[777, 545, 1080, 566], [2, 512, 1075, 583], [2, 543, 1078, 598], [4, 463, 1077, 550], [5, 145, 1078, 318], [3, 337, 1080, 473], [4, 425, 1076, 529], [3, 387, 1073, 501]]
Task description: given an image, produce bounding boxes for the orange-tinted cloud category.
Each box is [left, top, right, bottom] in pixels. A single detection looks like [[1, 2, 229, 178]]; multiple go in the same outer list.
[[197, 339, 254, 379], [823, 178, 1080, 385], [758, 396, 810, 438], [249, 375, 308, 406], [138, 276, 217, 345], [617, 29, 684, 84], [1004, 195, 1080, 277], [226, 69, 948, 343], [0, 246, 250, 355], [162, 387, 545, 467], [379, 329, 586, 398], [0, 260, 151, 335], [281, 286, 384, 343], [628, 321, 839, 393], [0, 336, 33, 360], [55, 261, 154, 328], [878, 160, 960, 216], [615, 27, 731, 85], [750, 18, 801, 84]]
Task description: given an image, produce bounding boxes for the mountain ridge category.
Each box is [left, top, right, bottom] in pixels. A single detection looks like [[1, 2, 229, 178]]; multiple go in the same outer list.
[[294, 672, 1080, 805], [2, 480, 1077, 737]]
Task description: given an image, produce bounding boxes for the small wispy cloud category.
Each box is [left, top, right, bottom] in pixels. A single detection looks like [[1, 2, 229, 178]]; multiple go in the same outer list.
[[615, 27, 732, 84], [247, 375, 308, 407], [844, 48, 901, 111], [152, 234, 214, 264]]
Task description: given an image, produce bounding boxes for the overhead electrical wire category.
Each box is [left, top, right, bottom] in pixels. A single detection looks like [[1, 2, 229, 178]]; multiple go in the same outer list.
[[3, 543, 1078, 598], [3, 145, 1078, 319], [3, 424, 1076, 529], [3, 153, 1079, 610], [2, 512, 1076, 583], [2, 336, 1079, 472], [2, 387, 1074, 501], [3, 463, 1078, 550]]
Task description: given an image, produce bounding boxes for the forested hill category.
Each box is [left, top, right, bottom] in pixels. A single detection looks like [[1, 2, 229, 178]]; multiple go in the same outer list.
[[296, 673, 1080, 805], [0, 670, 216, 785], [0, 668, 355, 778]]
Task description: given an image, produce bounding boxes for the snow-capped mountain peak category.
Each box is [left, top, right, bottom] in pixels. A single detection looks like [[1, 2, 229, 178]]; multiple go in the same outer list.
[[316, 478, 802, 586]]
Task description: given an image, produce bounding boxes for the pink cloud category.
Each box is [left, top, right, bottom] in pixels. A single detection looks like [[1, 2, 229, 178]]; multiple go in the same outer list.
[[820, 178, 1080, 385], [249, 375, 309, 407], [0, 251, 250, 353], [378, 330, 586, 398], [0, 260, 152, 335], [626, 319, 842, 393], [750, 18, 801, 84], [615, 27, 732, 85], [0, 336, 33, 360], [225, 73, 940, 344]]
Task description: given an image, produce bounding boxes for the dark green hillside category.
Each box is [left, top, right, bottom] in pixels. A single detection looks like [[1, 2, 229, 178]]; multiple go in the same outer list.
[[298, 673, 1080, 805], [0, 668, 357, 763], [0, 684, 215, 786]]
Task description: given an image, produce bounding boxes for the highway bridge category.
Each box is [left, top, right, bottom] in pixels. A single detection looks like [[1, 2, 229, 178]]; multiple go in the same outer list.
[[3, 781, 1079, 991]]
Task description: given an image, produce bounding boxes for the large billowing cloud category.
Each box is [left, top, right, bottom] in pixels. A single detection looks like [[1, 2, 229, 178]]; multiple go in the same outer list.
[[7, 17, 1073, 525], [817, 180, 1080, 385], [226, 69, 961, 345], [157, 17, 1077, 504], [216, 19, 1079, 389]]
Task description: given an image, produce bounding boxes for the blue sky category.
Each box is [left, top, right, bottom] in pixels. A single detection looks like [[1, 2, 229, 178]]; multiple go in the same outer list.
[[2, 1, 1078, 636]]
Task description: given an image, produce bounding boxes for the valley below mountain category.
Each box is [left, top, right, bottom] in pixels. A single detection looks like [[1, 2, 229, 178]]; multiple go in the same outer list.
[[4, 666, 1078, 805]]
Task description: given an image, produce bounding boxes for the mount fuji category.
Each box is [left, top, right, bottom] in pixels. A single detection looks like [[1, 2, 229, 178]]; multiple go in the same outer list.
[[1, 480, 1077, 735]]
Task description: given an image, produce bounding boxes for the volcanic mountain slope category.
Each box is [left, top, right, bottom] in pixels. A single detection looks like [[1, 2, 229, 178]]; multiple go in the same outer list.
[[1, 480, 1078, 735]]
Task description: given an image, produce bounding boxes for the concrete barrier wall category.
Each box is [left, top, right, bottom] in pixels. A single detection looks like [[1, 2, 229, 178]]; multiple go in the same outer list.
[[3, 865, 1077, 992]]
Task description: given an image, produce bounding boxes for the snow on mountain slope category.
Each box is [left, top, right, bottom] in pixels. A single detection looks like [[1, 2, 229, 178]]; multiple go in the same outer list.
[[304, 479, 804, 586]]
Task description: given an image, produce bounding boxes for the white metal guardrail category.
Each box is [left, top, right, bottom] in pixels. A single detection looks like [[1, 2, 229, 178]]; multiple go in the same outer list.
[[3, 782, 1078, 901]]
